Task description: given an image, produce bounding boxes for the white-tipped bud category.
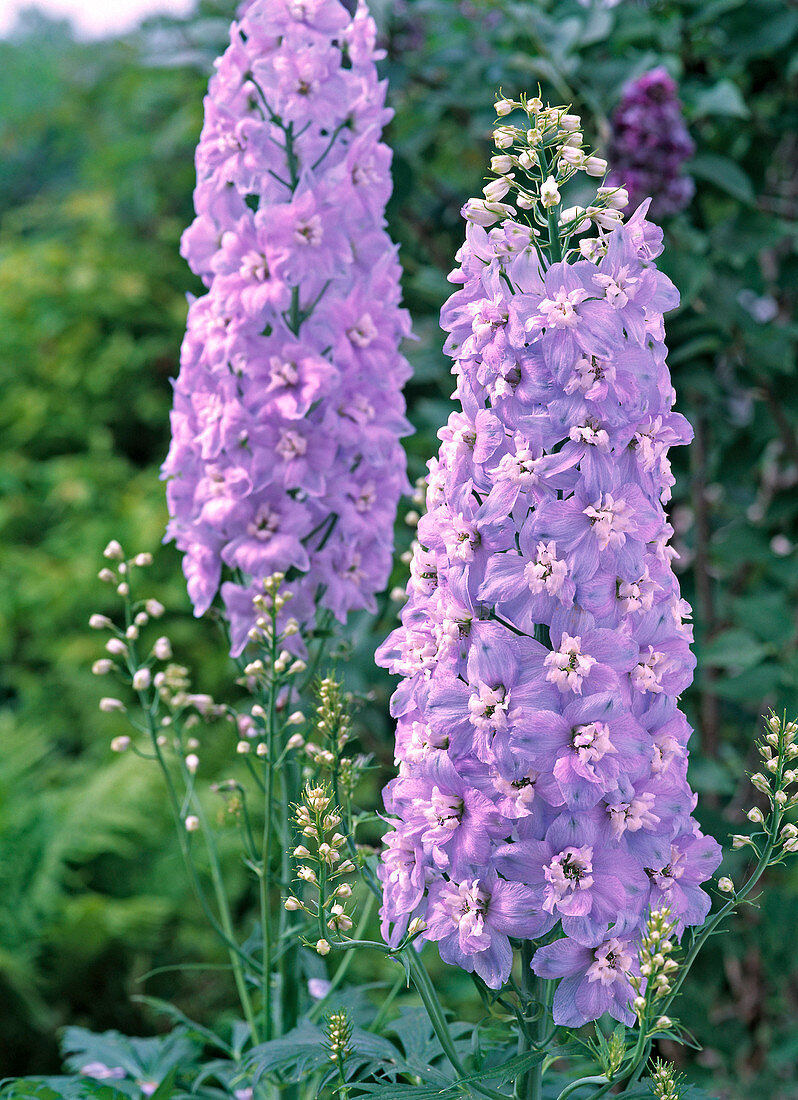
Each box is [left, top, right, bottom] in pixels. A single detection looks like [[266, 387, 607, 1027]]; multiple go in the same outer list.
[[244, 660, 264, 676], [483, 175, 513, 203], [584, 155, 608, 177], [133, 552, 153, 567], [132, 668, 151, 691], [145, 599, 165, 618], [185, 753, 200, 774], [134, 612, 148, 627], [540, 175, 560, 208], [100, 697, 126, 713], [98, 567, 116, 583], [654, 1016, 672, 1030], [633, 996, 646, 1012], [408, 917, 426, 935], [104, 540, 124, 560], [516, 195, 533, 209], [184, 815, 200, 832], [559, 205, 590, 233], [284, 896, 302, 911], [747, 806, 765, 823], [89, 614, 113, 630], [588, 205, 624, 228], [781, 823, 798, 838], [315, 939, 330, 956], [492, 126, 516, 149], [732, 834, 754, 849], [750, 772, 770, 793], [110, 735, 131, 752], [293, 845, 311, 858], [490, 154, 513, 173], [558, 146, 584, 169], [153, 637, 172, 661], [774, 789, 788, 805], [494, 97, 516, 116], [92, 659, 113, 675], [769, 714, 782, 733], [334, 883, 352, 898], [718, 877, 734, 893], [286, 734, 305, 752], [558, 112, 581, 132], [256, 742, 267, 757], [236, 740, 251, 754], [116, 582, 130, 597], [289, 659, 307, 675], [518, 150, 538, 170], [783, 837, 798, 852], [597, 185, 629, 211], [125, 624, 139, 641]]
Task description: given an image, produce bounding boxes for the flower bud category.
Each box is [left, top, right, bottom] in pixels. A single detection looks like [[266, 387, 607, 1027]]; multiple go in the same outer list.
[[145, 599, 165, 618], [111, 735, 131, 752], [104, 540, 124, 560], [185, 753, 200, 774], [540, 175, 560, 208], [490, 154, 513, 173], [584, 155, 608, 177], [284, 896, 302, 911], [92, 659, 113, 675], [483, 176, 513, 203], [100, 697, 126, 713], [746, 806, 765, 823], [718, 877, 734, 893], [315, 939, 330, 956], [132, 668, 151, 691], [185, 815, 200, 832], [133, 552, 153, 567], [89, 614, 113, 630], [153, 637, 172, 660]]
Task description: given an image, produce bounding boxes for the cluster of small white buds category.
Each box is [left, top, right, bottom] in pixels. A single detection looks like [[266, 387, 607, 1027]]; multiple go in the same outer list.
[[284, 783, 356, 951], [651, 1058, 684, 1100], [631, 908, 679, 1022], [323, 1009, 353, 1072], [736, 712, 798, 857]]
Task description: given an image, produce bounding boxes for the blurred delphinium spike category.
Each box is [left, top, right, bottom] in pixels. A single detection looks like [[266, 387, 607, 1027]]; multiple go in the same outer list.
[[163, 0, 412, 658]]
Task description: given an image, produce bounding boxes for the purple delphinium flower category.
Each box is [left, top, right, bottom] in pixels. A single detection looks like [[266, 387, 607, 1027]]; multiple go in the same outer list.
[[608, 67, 695, 218], [163, 0, 411, 654], [377, 100, 720, 1017]]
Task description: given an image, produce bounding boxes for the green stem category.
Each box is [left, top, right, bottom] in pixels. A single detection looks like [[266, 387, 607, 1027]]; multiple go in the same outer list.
[[555, 1076, 609, 1100], [536, 143, 562, 264], [261, 610, 280, 1042], [516, 943, 543, 1100], [309, 893, 376, 1023], [407, 952, 508, 1100]]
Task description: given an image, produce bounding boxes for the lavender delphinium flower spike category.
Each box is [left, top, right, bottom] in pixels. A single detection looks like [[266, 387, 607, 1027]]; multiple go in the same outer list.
[[608, 67, 695, 218], [163, 0, 411, 655], [377, 95, 720, 1020]]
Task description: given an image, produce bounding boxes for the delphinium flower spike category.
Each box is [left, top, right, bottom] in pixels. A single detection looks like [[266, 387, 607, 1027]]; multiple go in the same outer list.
[[377, 94, 722, 1021], [163, 0, 412, 656]]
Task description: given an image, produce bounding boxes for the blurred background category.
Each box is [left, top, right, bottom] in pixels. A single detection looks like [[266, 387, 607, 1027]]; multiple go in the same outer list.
[[0, 0, 796, 1094]]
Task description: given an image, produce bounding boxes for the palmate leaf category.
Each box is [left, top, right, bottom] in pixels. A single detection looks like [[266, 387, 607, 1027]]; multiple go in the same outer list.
[[59, 1027, 202, 1082], [0, 1078, 139, 1100], [351, 1049, 545, 1098]]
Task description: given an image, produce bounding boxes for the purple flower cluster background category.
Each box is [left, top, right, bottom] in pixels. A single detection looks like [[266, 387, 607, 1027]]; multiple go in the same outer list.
[[163, 0, 411, 654], [378, 200, 721, 1025], [608, 67, 695, 218]]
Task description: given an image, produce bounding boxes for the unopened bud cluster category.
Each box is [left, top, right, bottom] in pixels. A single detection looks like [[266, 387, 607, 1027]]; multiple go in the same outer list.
[[734, 712, 798, 858], [651, 1058, 684, 1100], [284, 783, 356, 952], [323, 1009, 353, 1071], [464, 93, 628, 248], [630, 908, 678, 1026]]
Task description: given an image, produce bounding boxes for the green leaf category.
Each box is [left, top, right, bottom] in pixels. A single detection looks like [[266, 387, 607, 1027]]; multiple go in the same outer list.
[[690, 79, 749, 119], [689, 154, 756, 205], [701, 629, 770, 671]]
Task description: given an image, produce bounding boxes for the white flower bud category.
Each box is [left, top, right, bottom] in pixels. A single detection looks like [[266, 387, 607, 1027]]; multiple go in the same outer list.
[[558, 112, 581, 131], [750, 772, 770, 793], [237, 740, 251, 754], [654, 1016, 672, 1030], [490, 154, 513, 173], [718, 877, 734, 893], [774, 789, 788, 805], [153, 637, 172, 660], [89, 614, 113, 630], [116, 582, 130, 597], [483, 175, 513, 203], [334, 883, 352, 898], [494, 97, 516, 116], [558, 146, 584, 169], [518, 150, 537, 170], [747, 806, 765, 823], [110, 735, 131, 751], [584, 155, 608, 177], [464, 196, 507, 225], [540, 175, 560, 208], [98, 568, 116, 583], [185, 753, 200, 774], [315, 939, 330, 956], [133, 552, 153, 567], [92, 659, 113, 675], [492, 126, 516, 148], [100, 697, 126, 713], [185, 815, 200, 832], [596, 185, 629, 211], [132, 668, 151, 691], [256, 742, 267, 756], [286, 733, 305, 751], [783, 837, 798, 852], [125, 624, 139, 640], [104, 540, 124, 560], [284, 896, 302, 911], [408, 917, 426, 935], [145, 599, 165, 618]]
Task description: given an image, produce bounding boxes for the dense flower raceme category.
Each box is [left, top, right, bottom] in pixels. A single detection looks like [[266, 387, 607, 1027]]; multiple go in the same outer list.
[[608, 67, 695, 218], [162, 0, 411, 655], [378, 108, 720, 1025]]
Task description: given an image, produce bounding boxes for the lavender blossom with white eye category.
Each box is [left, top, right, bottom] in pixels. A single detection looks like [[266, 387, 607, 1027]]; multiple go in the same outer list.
[[377, 98, 720, 1015], [163, 0, 411, 654]]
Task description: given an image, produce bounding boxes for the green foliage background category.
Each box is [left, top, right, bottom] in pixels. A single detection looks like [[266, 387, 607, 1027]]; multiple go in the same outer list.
[[0, 0, 795, 1094]]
